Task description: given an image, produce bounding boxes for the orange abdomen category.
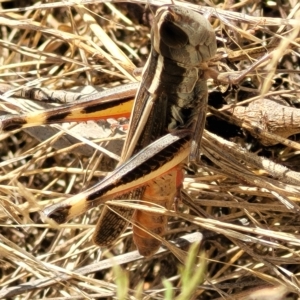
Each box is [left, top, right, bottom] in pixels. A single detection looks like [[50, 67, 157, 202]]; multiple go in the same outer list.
[[132, 167, 183, 257]]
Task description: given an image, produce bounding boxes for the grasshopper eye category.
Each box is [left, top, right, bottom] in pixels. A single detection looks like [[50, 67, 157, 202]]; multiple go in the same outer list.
[[159, 20, 188, 48]]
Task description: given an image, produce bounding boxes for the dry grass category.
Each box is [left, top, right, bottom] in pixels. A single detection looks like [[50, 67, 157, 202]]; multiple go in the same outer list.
[[0, 0, 300, 299]]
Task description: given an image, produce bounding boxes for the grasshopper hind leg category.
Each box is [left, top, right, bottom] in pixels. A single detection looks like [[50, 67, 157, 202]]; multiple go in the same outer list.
[[92, 188, 144, 249], [92, 206, 134, 248], [188, 79, 208, 163]]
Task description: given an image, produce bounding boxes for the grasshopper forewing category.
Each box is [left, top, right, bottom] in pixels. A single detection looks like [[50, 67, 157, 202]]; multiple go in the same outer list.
[[0, 6, 217, 256]]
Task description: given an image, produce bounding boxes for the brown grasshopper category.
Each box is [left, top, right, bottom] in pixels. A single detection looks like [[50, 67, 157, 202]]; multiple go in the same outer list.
[[44, 5, 216, 257], [0, 5, 217, 256]]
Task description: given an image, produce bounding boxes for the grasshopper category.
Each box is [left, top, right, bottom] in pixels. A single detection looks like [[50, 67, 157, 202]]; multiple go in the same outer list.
[[1, 5, 217, 256]]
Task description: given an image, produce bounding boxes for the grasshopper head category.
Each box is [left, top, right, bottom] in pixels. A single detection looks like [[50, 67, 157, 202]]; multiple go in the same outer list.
[[153, 6, 217, 65]]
